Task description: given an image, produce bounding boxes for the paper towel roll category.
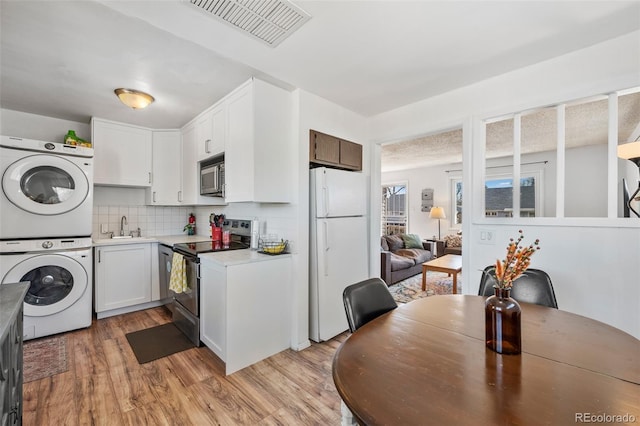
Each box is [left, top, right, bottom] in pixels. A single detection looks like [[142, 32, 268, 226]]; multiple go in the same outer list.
[[250, 219, 260, 250]]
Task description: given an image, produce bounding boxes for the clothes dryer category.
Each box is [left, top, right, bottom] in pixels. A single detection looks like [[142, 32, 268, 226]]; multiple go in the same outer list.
[[0, 237, 92, 340], [0, 135, 93, 239]]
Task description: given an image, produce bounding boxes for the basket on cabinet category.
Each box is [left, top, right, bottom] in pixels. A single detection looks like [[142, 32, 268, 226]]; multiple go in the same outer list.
[[259, 239, 288, 255]]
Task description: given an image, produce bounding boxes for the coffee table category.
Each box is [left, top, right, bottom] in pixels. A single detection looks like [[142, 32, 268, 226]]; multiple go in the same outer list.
[[421, 254, 462, 293]]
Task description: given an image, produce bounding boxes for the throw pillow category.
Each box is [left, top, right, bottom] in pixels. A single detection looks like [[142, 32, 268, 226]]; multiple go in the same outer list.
[[444, 234, 462, 248], [401, 233, 423, 249], [380, 236, 389, 252], [385, 235, 404, 252]]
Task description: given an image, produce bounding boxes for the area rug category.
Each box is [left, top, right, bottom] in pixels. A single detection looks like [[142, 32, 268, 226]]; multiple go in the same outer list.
[[23, 335, 68, 383], [125, 323, 195, 364], [388, 271, 463, 304]]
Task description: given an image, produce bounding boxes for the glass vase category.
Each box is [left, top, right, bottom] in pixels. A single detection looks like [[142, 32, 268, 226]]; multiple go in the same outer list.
[[485, 287, 521, 355]]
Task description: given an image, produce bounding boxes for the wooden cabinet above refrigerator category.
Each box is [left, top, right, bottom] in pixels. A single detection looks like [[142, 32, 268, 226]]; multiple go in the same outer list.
[[309, 129, 362, 171]]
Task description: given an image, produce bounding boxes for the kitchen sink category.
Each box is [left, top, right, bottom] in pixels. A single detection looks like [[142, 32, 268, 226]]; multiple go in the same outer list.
[[111, 235, 133, 239]]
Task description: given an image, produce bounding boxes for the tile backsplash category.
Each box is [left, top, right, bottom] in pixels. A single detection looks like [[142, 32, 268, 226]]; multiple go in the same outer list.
[[92, 205, 194, 239], [91, 187, 297, 251]]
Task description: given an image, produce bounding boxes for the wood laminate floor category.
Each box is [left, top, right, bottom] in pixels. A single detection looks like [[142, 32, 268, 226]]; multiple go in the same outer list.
[[23, 307, 346, 425]]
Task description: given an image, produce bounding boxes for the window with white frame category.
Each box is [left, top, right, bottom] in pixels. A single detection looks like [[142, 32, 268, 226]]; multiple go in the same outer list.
[[478, 87, 640, 220], [452, 171, 543, 225], [382, 184, 407, 235]]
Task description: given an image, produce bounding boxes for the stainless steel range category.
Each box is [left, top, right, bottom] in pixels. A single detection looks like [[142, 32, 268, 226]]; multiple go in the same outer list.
[[171, 218, 252, 346]]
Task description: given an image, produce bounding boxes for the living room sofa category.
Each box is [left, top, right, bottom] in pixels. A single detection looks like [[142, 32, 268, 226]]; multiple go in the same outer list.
[[380, 234, 434, 285], [442, 233, 462, 256]]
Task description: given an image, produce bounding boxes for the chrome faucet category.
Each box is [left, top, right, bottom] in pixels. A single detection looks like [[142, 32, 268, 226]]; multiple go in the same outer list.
[[120, 215, 127, 236]]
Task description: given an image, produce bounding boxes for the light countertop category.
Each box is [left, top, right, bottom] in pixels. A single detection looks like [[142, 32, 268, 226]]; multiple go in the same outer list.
[[92, 236, 159, 246], [92, 234, 211, 246], [92, 234, 291, 266], [200, 249, 292, 267]]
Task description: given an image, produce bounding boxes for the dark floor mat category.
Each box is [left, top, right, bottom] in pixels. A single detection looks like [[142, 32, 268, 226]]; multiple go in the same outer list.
[[125, 323, 195, 364]]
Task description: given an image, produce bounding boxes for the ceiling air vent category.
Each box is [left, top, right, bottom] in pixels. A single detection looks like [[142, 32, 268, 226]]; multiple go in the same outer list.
[[187, 0, 311, 47]]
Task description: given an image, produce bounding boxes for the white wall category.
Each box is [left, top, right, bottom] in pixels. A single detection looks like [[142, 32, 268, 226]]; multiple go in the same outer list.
[[564, 144, 608, 217], [372, 31, 640, 338]]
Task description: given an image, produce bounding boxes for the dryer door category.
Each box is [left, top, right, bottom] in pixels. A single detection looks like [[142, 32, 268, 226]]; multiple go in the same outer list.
[[2, 154, 90, 215], [1, 253, 88, 316]]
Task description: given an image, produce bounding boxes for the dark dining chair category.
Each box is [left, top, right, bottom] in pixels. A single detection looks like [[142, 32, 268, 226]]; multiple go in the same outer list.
[[343, 278, 398, 332], [478, 265, 558, 309]]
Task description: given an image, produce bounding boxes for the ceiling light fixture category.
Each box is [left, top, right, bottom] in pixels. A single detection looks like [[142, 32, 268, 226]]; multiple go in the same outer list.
[[114, 88, 155, 109]]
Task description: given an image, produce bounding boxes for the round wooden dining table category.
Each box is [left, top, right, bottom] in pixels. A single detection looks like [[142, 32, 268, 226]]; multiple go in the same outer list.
[[332, 295, 640, 426]]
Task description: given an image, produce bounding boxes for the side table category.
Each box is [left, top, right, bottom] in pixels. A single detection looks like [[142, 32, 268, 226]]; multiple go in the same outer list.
[[425, 239, 444, 258]]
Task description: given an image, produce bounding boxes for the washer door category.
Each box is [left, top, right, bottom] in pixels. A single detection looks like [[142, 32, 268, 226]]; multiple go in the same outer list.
[[2, 154, 89, 215], [2, 254, 88, 316]]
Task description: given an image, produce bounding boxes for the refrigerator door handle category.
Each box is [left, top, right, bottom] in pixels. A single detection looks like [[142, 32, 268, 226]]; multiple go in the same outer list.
[[323, 221, 330, 276], [322, 186, 329, 217]]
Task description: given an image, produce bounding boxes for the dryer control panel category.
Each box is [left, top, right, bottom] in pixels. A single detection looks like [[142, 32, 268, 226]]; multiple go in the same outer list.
[[0, 237, 92, 253], [1, 135, 94, 158]]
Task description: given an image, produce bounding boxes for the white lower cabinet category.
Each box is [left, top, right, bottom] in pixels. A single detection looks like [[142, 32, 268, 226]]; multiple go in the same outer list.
[[200, 261, 226, 357], [200, 256, 290, 375], [95, 243, 152, 317]]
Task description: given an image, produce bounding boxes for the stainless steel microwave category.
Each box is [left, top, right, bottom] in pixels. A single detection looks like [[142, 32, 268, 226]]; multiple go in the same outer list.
[[200, 156, 225, 197]]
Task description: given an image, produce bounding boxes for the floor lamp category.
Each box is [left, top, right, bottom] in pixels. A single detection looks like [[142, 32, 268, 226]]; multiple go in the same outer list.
[[618, 141, 640, 218], [429, 206, 446, 240]]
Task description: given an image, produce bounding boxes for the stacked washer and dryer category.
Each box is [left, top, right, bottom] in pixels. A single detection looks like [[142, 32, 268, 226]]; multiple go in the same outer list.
[[0, 135, 94, 340]]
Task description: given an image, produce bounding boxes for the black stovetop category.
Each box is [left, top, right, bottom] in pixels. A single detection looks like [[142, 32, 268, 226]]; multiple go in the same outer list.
[[174, 240, 249, 256]]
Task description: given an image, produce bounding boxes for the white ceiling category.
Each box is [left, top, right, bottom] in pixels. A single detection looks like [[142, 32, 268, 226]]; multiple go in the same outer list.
[[1, 1, 639, 146]]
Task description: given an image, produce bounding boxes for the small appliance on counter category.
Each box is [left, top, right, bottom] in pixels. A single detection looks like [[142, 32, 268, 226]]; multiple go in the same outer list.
[[170, 218, 252, 346]]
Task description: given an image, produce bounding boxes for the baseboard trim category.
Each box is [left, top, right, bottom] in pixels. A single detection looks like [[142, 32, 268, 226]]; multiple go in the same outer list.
[[292, 340, 311, 351]]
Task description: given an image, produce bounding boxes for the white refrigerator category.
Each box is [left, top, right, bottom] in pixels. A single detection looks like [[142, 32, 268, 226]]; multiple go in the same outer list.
[[310, 167, 369, 342]]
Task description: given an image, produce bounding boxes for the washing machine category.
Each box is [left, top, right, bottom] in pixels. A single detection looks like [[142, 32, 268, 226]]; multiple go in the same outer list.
[[0, 237, 92, 340], [0, 135, 93, 239]]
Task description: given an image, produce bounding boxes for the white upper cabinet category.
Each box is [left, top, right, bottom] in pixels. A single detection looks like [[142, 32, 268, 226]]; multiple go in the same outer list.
[[225, 78, 293, 203], [147, 130, 182, 205], [181, 121, 226, 206], [209, 103, 226, 158], [181, 122, 198, 204], [92, 118, 152, 187], [195, 110, 213, 161], [179, 77, 292, 204], [195, 104, 225, 161]]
